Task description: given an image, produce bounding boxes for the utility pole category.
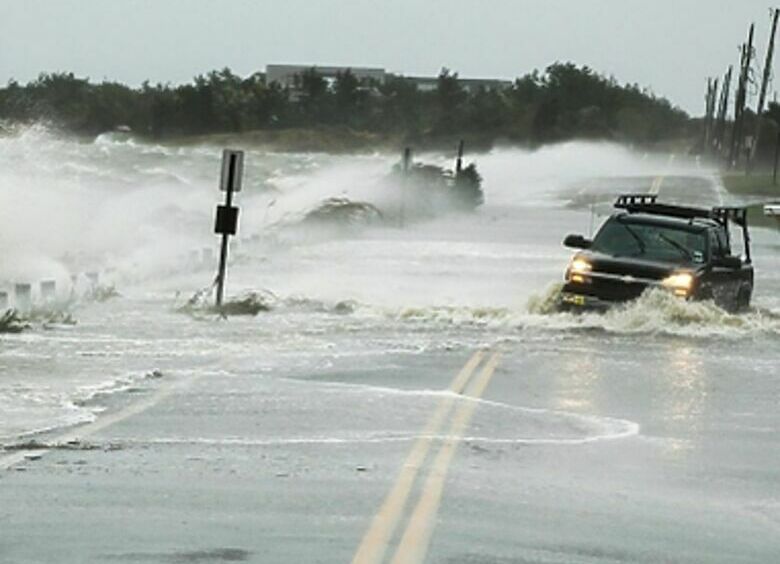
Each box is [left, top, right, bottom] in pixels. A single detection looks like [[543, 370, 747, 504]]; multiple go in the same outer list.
[[214, 149, 244, 309], [750, 7, 780, 166], [714, 66, 733, 155], [730, 23, 755, 168], [703, 78, 718, 153]]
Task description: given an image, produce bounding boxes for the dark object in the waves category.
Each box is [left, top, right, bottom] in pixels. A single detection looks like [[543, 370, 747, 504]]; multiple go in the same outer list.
[[390, 150, 484, 213], [215, 292, 274, 316], [302, 197, 384, 227], [0, 310, 30, 333]]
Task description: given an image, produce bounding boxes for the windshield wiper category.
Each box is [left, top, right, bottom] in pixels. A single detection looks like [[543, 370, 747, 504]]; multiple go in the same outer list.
[[657, 233, 693, 261], [621, 223, 646, 255]]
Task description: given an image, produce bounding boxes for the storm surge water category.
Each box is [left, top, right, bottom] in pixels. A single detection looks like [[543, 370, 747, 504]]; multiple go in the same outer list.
[[1, 125, 778, 442]]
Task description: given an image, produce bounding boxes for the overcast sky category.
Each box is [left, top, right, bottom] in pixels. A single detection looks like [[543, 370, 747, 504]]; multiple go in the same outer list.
[[0, 0, 777, 115]]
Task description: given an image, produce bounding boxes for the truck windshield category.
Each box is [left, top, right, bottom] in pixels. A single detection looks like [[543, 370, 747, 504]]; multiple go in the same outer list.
[[591, 218, 707, 264]]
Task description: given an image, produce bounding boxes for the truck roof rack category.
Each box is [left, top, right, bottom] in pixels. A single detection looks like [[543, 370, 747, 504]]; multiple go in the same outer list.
[[614, 194, 747, 226], [712, 207, 748, 227], [614, 194, 658, 207]]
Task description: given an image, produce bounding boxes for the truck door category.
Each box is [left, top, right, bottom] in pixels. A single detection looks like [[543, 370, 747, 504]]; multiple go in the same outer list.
[[707, 228, 739, 307]]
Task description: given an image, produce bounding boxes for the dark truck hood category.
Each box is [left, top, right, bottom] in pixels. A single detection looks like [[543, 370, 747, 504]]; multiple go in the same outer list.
[[581, 252, 703, 280]]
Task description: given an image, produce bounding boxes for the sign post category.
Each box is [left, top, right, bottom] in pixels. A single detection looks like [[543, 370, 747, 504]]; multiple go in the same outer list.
[[214, 149, 244, 309]]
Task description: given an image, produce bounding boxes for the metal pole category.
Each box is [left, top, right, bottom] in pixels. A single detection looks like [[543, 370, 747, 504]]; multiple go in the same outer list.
[[215, 153, 237, 308]]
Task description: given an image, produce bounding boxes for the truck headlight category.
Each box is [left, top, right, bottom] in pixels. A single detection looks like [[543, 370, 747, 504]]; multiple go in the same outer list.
[[662, 272, 694, 297], [567, 258, 592, 283]]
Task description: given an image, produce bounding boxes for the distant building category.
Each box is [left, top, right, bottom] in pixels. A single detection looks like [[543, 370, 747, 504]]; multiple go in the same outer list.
[[266, 65, 386, 89], [455, 77, 514, 93], [264, 64, 513, 94], [396, 75, 512, 93]]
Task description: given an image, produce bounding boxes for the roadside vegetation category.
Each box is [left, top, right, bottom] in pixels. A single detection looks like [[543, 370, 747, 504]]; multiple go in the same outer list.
[[721, 173, 779, 197], [0, 64, 689, 148], [720, 174, 780, 229]]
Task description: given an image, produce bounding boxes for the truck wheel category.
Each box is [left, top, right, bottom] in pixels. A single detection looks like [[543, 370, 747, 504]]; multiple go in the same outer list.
[[735, 286, 752, 312], [696, 284, 714, 302]]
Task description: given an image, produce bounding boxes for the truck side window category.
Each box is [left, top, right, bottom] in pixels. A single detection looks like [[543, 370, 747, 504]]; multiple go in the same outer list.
[[717, 228, 731, 256], [709, 231, 723, 258]]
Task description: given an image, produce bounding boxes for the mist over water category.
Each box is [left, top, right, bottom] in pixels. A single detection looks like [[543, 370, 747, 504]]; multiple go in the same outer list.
[[0, 127, 714, 290], [1, 125, 779, 441]]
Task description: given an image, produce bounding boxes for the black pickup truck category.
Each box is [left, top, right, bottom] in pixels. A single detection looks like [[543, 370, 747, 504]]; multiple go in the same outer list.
[[559, 195, 754, 312]]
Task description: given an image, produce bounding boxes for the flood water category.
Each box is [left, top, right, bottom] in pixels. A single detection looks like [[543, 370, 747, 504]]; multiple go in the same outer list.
[[1, 127, 779, 562]]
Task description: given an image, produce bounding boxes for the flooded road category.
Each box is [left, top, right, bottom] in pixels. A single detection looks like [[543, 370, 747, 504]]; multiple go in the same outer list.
[[1, 129, 779, 562]]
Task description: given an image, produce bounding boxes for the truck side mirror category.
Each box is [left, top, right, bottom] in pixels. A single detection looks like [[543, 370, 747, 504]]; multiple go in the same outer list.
[[714, 255, 742, 269], [564, 234, 592, 249]]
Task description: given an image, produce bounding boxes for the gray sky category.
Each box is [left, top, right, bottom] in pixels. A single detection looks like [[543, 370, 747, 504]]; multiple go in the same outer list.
[[0, 0, 776, 114]]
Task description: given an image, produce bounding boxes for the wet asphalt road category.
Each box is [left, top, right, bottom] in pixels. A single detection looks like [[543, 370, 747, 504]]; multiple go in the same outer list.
[[1, 172, 779, 563]]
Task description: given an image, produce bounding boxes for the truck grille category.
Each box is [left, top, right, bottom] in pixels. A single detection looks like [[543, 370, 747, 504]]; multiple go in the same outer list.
[[585, 277, 648, 302]]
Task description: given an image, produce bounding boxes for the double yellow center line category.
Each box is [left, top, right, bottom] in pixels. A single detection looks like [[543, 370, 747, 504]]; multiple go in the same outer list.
[[352, 350, 501, 564], [650, 175, 664, 195]]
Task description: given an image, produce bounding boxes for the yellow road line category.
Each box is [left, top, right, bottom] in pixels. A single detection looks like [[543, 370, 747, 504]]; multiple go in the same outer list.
[[650, 175, 664, 195], [0, 376, 189, 471], [389, 352, 501, 564], [351, 350, 486, 564]]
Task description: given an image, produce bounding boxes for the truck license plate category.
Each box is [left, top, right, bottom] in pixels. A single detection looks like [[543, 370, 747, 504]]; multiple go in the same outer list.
[[563, 293, 586, 306]]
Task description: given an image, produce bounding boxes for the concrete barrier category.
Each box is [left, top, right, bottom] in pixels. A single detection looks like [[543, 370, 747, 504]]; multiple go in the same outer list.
[[14, 283, 32, 312], [40, 280, 57, 303]]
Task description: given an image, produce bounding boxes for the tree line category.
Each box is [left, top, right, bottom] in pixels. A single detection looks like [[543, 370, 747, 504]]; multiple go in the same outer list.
[[0, 63, 690, 145]]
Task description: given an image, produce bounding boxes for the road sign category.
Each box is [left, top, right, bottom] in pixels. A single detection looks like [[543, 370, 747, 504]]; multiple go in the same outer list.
[[214, 205, 239, 235], [214, 149, 245, 309], [220, 149, 244, 193]]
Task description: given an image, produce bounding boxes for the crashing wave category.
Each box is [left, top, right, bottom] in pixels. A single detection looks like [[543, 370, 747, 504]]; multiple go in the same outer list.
[[523, 287, 780, 338]]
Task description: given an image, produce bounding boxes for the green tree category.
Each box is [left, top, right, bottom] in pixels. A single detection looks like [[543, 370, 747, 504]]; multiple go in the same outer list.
[[434, 68, 467, 133], [297, 68, 329, 123]]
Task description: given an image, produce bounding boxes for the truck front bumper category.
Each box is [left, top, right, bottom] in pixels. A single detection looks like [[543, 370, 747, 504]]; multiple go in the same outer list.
[[558, 290, 614, 312]]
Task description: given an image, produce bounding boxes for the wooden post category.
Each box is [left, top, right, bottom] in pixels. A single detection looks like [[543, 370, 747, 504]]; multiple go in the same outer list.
[[400, 147, 411, 228], [751, 8, 780, 166]]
